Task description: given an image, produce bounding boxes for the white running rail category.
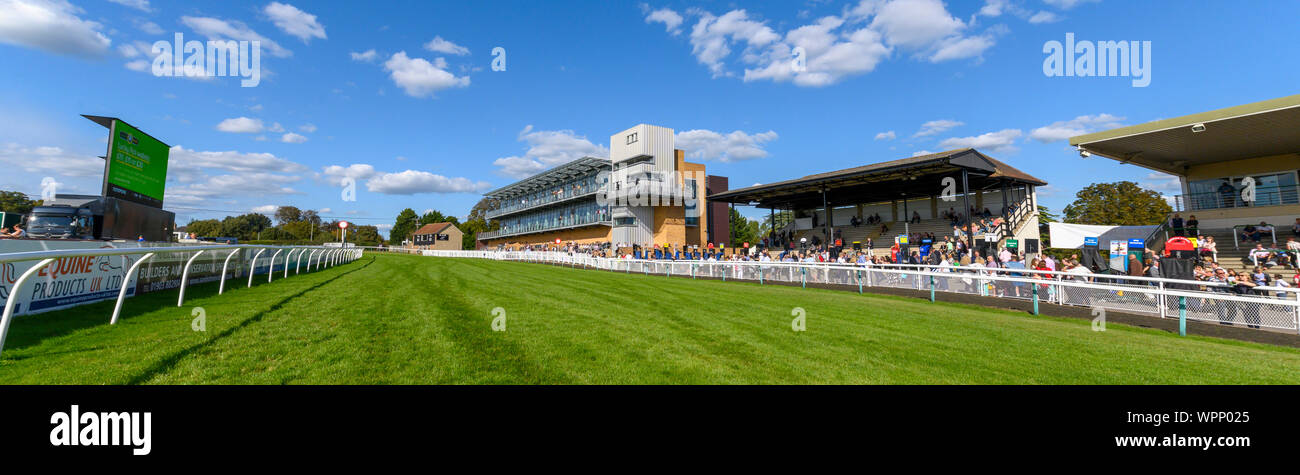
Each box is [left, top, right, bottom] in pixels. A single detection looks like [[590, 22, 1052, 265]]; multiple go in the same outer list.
[[414, 250, 1300, 335], [0, 245, 362, 358]]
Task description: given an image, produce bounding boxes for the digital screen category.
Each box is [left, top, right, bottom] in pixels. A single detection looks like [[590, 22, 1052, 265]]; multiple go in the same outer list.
[[105, 119, 169, 208]]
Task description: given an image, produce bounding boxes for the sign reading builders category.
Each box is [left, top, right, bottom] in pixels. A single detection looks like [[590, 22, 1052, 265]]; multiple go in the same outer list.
[[104, 119, 170, 208]]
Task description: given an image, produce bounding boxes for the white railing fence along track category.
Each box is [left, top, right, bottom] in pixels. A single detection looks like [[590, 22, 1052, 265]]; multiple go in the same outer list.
[[0, 245, 362, 358], [412, 249, 1300, 336]]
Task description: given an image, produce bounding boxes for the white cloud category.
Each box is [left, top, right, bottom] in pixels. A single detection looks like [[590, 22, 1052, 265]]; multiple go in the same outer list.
[[492, 125, 609, 178], [134, 19, 164, 35], [298, 123, 317, 133], [383, 51, 470, 98], [645, 7, 684, 35], [181, 16, 291, 57], [267, 122, 285, 133], [280, 132, 308, 143], [167, 145, 309, 184], [0, 143, 104, 176], [124, 59, 149, 72], [0, 0, 111, 58], [668, 0, 999, 86], [938, 128, 1023, 152], [688, 9, 780, 77], [216, 117, 266, 133], [1043, 0, 1099, 9], [251, 204, 279, 215], [153, 145, 312, 205], [107, 0, 150, 12], [979, 0, 1010, 17], [264, 2, 326, 43], [869, 0, 994, 62], [913, 119, 963, 138], [166, 173, 302, 205], [742, 16, 890, 87], [1142, 172, 1182, 194], [875, 130, 896, 141], [320, 164, 377, 186], [912, 150, 934, 157], [423, 36, 469, 55], [1028, 11, 1061, 24], [980, 0, 1063, 24], [350, 49, 377, 62], [1028, 113, 1125, 143], [674, 129, 778, 163], [365, 170, 491, 195]]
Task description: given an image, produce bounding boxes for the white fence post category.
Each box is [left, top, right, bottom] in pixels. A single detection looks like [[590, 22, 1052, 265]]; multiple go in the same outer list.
[[268, 249, 284, 283], [0, 257, 56, 359], [177, 250, 207, 307], [111, 252, 155, 324], [219, 249, 241, 295], [248, 248, 267, 288]]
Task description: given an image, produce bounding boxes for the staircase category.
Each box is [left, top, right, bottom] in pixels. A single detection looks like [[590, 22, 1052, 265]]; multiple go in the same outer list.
[[1196, 227, 1289, 274]]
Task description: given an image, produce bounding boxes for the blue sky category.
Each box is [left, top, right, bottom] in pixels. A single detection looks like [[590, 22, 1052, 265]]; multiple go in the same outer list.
[[1, 0, 1297, 236]]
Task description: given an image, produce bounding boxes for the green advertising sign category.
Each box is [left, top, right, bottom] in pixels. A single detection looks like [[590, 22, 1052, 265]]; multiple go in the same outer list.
[[1005, 238, 1019, 249], [105, 119, 169, 208]]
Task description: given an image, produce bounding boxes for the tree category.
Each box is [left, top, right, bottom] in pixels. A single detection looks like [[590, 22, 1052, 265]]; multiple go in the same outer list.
[[419, 210, 445, 225], [728, 208, 760, 247], [275, 206, 303, 225], [185, 219, 222, 237], [0, 190, 39, 215], [220, 213, 273, 240], [350, 225, 384, 246], [458, 199, 499, 250], [1062, 181, 1173, 226], [390, 208, 419, 244]]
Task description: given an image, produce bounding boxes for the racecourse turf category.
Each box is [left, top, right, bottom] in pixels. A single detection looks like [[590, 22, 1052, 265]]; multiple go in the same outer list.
[[2, 252, 1299, 384]]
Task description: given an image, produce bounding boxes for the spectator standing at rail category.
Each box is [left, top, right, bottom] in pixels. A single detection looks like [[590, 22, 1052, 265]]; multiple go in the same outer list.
[[1171, 213, 1185, 237], [1186, 215, 1199, 237]]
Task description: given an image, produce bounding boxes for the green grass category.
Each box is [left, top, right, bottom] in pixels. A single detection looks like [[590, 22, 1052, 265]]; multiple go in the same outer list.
[[3, 252, 1299, 384]]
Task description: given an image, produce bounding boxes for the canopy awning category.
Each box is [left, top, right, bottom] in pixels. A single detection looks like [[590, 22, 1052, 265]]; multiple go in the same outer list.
[[1069, 94, 1300, 175]]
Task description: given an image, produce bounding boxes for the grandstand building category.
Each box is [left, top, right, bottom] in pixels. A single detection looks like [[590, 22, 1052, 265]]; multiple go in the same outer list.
[[707, 149, 1046, 258], [1071, 94, 1300, 267], [477, 124, 729, 250]]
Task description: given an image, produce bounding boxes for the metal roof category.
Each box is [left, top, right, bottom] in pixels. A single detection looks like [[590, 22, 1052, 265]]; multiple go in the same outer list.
[[707, 148, 1045, 209], [483, 156, 610, 199], [1069, 94, 1300, 175]]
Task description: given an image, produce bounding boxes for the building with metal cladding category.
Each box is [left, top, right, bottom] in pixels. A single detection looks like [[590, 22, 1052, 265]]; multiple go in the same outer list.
[[476, 124, 729, 250]]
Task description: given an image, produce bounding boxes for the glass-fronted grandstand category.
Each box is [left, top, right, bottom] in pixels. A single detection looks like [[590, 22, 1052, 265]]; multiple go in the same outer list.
[[477, 124, 728, 250]]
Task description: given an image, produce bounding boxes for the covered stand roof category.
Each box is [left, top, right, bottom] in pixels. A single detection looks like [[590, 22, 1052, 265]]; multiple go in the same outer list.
[[1069, 94, 1300, 175], [482, 156, 609, 200], [707, 148, 1045, 210]]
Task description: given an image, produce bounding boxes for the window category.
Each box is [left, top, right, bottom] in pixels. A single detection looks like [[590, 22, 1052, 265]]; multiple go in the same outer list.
[[615, 217, 636, 227], [626, 132, 638, 145], [684, 178, 698, 226], [1187, 172, 1299, 210]]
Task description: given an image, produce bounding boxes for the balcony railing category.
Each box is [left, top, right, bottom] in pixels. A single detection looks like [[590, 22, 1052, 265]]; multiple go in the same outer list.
[[486, 184, 604, 219], [477, 215, 613, 240], [1171, 185, 1300, 212]]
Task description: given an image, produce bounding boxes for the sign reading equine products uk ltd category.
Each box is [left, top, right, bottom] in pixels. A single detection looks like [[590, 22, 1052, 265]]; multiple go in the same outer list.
[[104, 119, 170, 208]]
